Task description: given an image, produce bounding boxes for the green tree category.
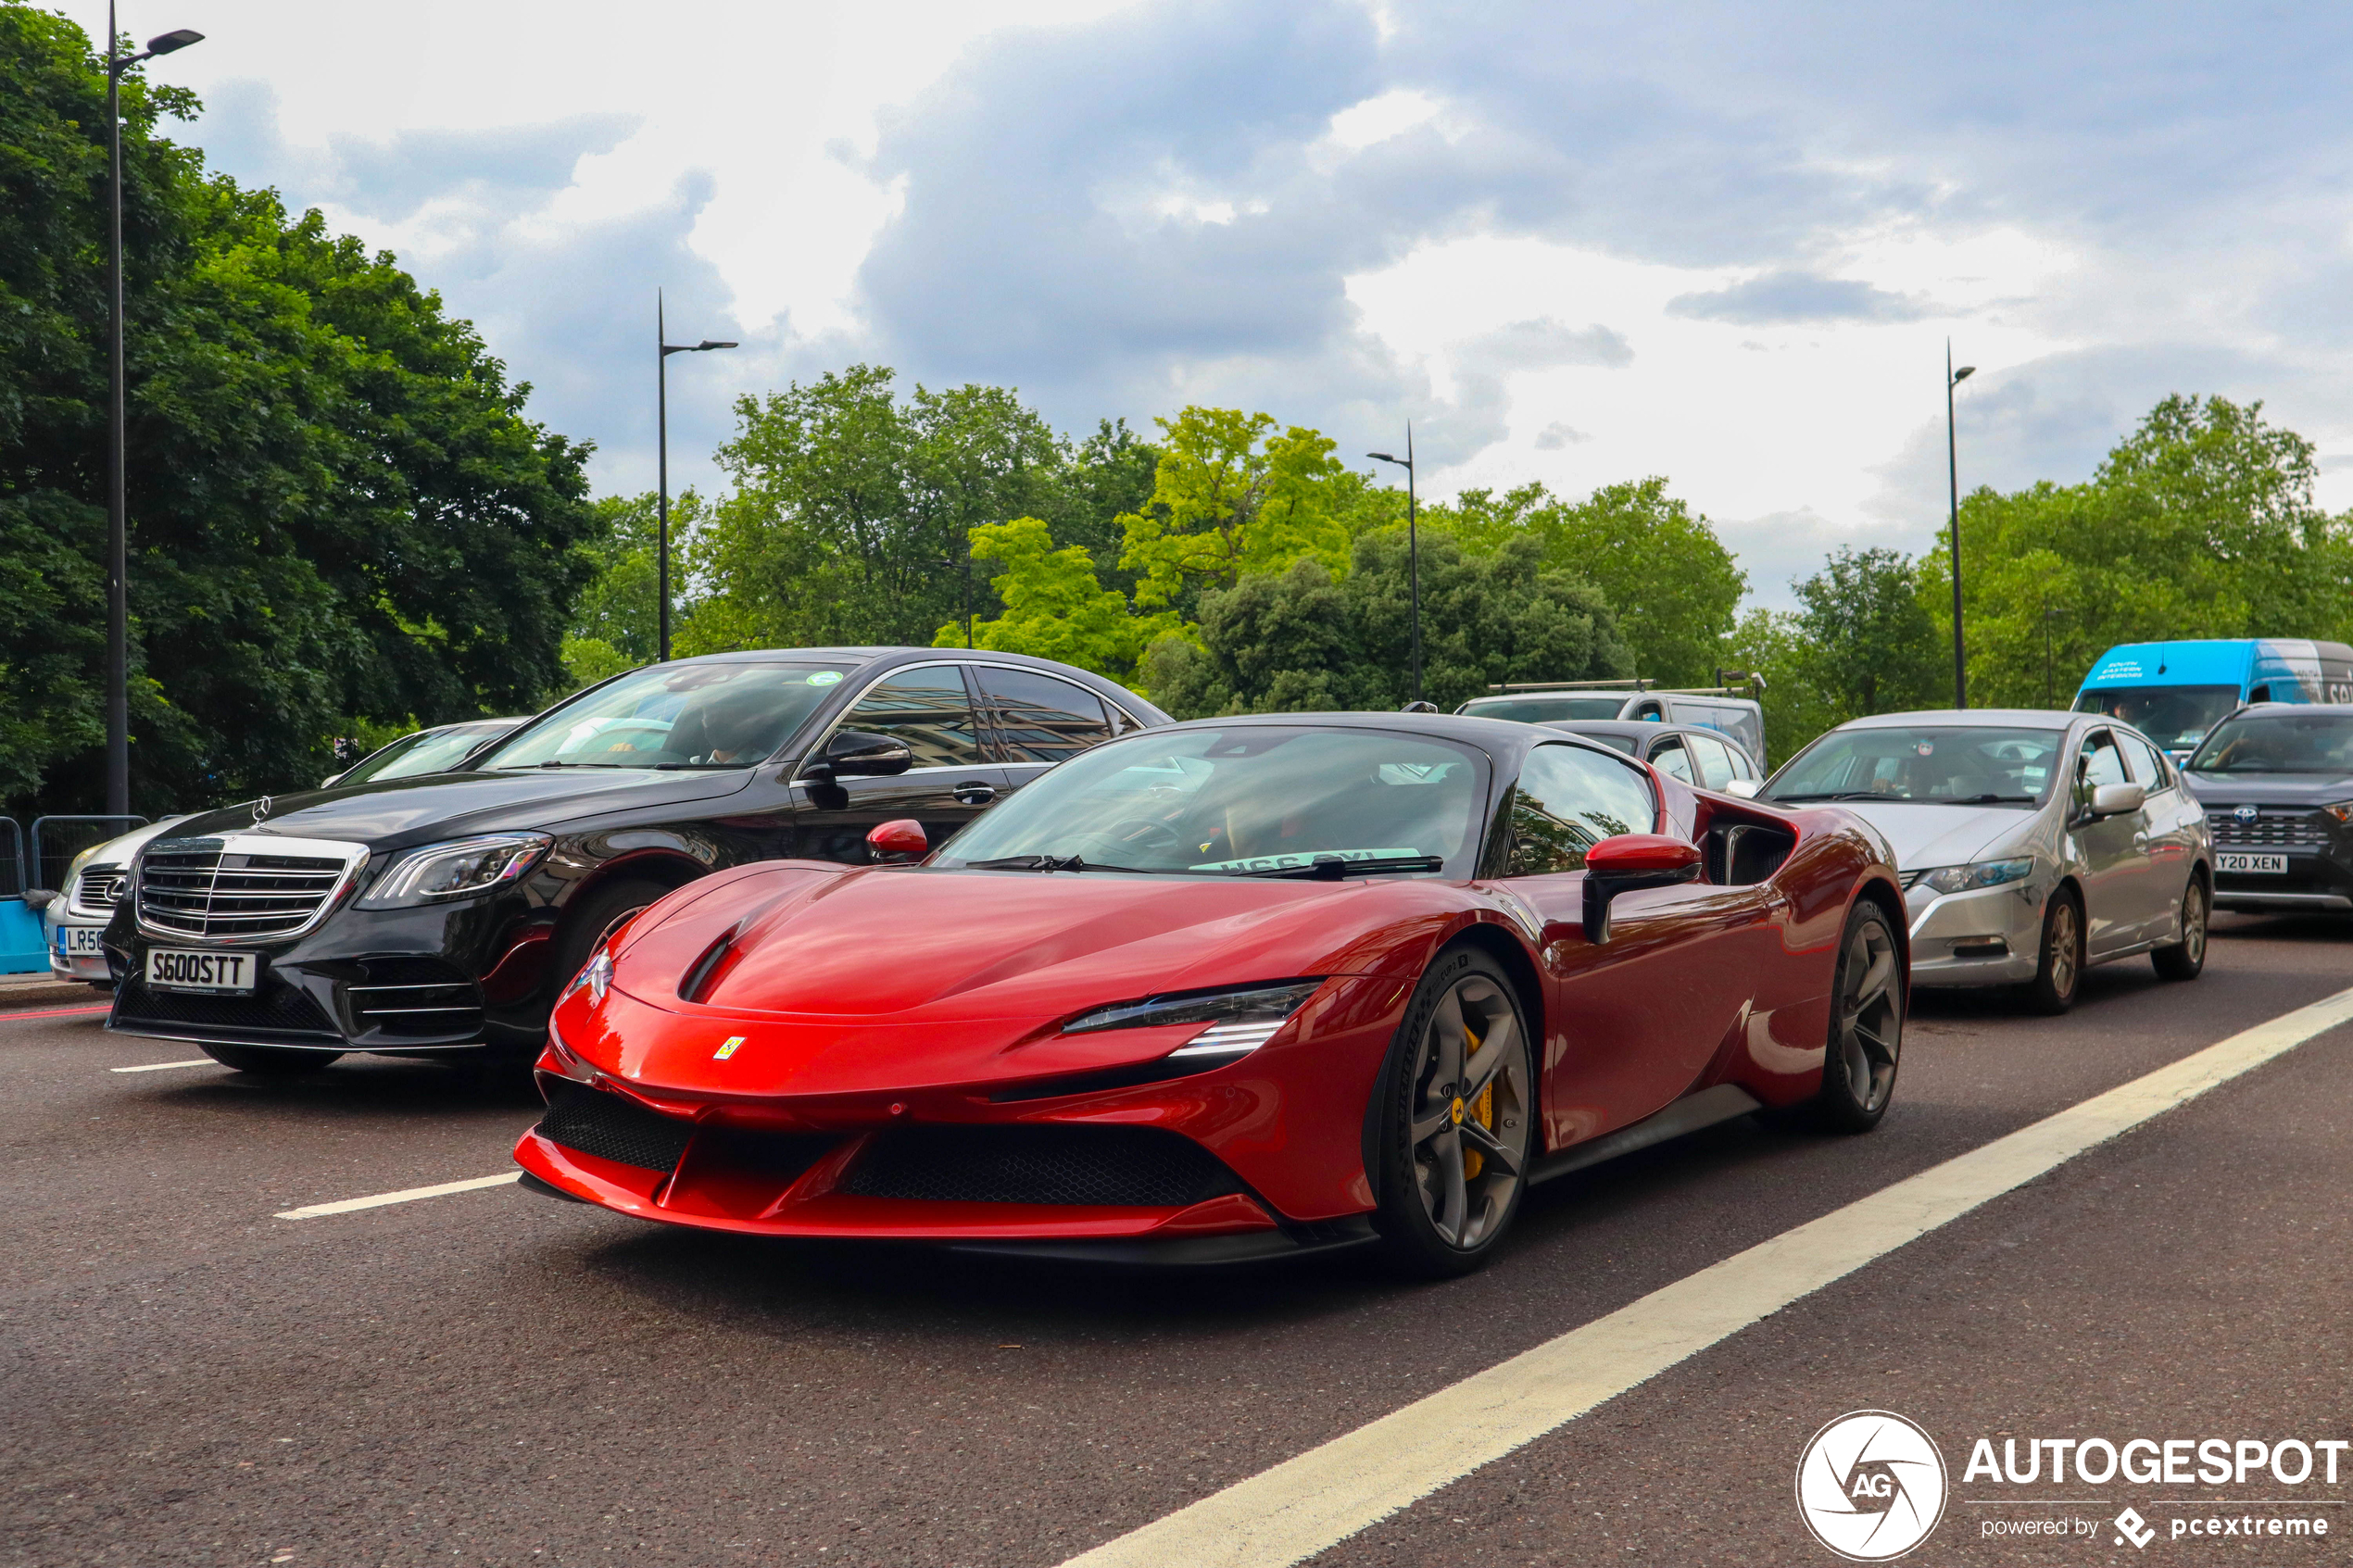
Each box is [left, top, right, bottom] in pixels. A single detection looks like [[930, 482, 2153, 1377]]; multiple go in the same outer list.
[[1145, 531, 1629, 718], [1919, 395, 2353, 708], [560, 490, 710, 690], [1792, 546, 1946, 719], [1452, 478, 1746, 684], [1118, 407, 1353, 611], [0, 4, 597, 812], [683, 367, 1067, 654], [932, 516, 1171, 676]]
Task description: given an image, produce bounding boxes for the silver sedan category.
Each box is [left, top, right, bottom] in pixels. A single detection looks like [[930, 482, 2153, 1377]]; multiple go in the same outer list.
[[1736, 709, 2212, 1011]]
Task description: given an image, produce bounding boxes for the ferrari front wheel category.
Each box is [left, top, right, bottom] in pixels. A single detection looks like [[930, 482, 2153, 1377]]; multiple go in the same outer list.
[[1372, 947, 1535, 1278]]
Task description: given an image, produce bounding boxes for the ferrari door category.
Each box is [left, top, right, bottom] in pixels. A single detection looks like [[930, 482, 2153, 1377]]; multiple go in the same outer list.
[[1500, 744, 1774, 1147], [794, 663, 1007, 862]]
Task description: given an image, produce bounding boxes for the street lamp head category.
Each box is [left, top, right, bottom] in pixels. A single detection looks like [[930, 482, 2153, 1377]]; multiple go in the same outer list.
[[145, 29, 203, 54], [1953, 365, 1977, 384], [695, 339, 737, 351], [1367, 451, 1409, 468]]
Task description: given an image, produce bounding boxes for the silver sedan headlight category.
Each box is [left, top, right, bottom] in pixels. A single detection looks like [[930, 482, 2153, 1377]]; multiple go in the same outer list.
[[1913, 856, 2034, 896], [355, 833, 551, 909]]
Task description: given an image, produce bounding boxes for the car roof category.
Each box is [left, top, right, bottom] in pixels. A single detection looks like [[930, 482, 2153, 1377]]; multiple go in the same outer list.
[[2228, 702, 2353, 717], [1541, 718, 1750, 747], [1841, 708, 2080, 731], [1151, 709, 1625, 760], [600, 646, 1174, 724]]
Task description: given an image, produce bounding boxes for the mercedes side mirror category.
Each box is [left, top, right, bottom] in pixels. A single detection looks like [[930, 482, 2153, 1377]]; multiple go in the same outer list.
[[2088, 782, 2145, 818], [801, 731, 914, 781], [866, 819, 928, 862], [1722, 778, 1764, 798], [1582, 834, 1702, 945]]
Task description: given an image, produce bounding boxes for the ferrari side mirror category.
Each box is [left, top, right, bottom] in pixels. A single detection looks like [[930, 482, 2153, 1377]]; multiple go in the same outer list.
[[1581, 834, 1702, 945], [866, 819, 927, 862]]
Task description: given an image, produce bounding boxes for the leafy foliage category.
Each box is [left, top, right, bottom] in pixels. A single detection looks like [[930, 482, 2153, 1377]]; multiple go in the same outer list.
[[932, 516, 1172, 674], [1145, 531, 1629, 718], [1118, 407, 1354, 611], [0, 3, 597, 813]]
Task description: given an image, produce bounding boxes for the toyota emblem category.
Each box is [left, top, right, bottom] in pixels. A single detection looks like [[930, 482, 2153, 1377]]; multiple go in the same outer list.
[[2233, 803, 2259, 822]]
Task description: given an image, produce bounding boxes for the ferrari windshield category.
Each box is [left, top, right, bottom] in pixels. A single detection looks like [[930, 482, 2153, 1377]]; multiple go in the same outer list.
[[937, 725, 1487, 876], [2189, 712, 2353, 773], [1763, 725, 2064, 807], [478, 662, 853, 770]]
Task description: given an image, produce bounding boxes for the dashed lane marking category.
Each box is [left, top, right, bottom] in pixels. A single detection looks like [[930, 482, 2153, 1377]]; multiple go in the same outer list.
[[109, 1059, 217, 1073], [1059, 985, 2353, 1568], [274, 1172, 521, 1220]]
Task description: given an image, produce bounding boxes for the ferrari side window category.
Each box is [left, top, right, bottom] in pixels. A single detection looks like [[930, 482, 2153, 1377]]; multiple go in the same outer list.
[[1507, 745, 1657, 876], [837, 665, 986, 769]]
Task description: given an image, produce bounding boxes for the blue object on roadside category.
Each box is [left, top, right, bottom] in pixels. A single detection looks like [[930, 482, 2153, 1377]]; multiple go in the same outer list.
[[0, 899, 44, 974]]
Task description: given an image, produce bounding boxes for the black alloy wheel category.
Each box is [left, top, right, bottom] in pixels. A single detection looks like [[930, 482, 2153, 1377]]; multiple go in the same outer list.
[[198, 1042, 343, 1076], [2151, 876, 2208, 982], [1806, 901, 1904, 1133], [2023, 888, 2083, 1015], [1372, 947, 1535, 1277]]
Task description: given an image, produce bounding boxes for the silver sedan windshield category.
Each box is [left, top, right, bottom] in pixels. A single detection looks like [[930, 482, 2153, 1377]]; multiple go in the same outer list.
[[1765, 726, 2064, 807]]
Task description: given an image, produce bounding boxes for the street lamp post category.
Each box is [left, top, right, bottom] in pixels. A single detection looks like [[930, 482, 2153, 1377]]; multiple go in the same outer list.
[[102, 5, 203, 816], [656, 289, 735, 663], [1945, 343, 1976, 710], [1366, 427, 1423, 706]]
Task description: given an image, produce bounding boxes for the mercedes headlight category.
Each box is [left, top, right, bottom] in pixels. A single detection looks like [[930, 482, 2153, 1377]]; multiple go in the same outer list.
[[355, 833, 551, 909], [1915, 856, 2035, 896], [1062, 979, 1324, 1060]]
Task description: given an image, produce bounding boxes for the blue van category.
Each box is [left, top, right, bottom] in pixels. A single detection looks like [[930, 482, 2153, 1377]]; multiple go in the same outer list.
[[2072, 638, 2353, 758]]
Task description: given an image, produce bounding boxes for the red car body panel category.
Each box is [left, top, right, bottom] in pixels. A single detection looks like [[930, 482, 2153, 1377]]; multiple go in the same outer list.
[[514, 734, 1901, 1252]]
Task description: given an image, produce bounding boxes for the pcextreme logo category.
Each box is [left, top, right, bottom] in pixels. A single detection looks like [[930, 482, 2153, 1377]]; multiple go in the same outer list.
[[1795, 1410, 1950, 1562]]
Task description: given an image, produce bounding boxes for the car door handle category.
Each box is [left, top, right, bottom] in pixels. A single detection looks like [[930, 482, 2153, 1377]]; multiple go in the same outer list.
[[951, 781, 997, 805]]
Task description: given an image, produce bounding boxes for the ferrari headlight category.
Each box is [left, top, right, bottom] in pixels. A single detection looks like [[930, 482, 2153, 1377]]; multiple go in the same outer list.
[[1915, 856, 2035, 896], [544, 1012, 598, 1085], [355, 833, 551, 909], [1062, 979, 1324, 1059]]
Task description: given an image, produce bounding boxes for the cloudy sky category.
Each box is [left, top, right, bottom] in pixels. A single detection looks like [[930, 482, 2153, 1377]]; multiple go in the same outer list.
[[72, 0, 2353, 607]]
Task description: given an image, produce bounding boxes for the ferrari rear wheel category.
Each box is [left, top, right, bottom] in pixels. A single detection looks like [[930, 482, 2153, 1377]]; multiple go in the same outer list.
[[1372, 947, 1535, 1278], [1805, 902, 1904, 1134]]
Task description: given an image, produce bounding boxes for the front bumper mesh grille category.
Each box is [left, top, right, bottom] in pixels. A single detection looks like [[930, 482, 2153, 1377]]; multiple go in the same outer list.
[[534, 1083, 697, 1173], [2208, 809, 2333, 848], [113, 975, 341, 1044], [840, 1124, 1240, 1207]]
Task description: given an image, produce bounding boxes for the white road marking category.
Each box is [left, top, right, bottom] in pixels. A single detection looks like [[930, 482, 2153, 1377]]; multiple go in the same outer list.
[[274, 1172, 520, 1220], [109, 1059, 217, 1073], [1061, 985, 2353, 1568]]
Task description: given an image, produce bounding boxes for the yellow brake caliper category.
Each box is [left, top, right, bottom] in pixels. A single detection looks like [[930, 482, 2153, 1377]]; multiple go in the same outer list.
[[1462, 1024, 1491, 1180]]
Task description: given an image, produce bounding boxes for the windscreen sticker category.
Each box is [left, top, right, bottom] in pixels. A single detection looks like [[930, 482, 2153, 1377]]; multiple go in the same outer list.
[[1190, 847, 1426, 872], [807, 671, 842, 686]]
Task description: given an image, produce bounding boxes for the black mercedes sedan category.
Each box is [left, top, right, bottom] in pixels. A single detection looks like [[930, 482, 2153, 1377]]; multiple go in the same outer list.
[[2183, 703, 2353, 917], [101, 647, 1168, 1074]]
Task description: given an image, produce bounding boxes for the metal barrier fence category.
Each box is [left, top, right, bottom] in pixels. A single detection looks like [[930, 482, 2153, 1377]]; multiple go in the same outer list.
[[30, 815, 148, 893], [0, 818, 22, 899]]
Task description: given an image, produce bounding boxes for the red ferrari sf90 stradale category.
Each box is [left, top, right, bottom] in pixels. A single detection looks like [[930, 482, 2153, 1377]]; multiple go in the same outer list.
[[513, 713, 1906, 1274]]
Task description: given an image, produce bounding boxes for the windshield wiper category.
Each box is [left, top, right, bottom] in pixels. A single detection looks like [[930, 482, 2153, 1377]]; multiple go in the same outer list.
[[1770, 790, 1904, 802], [653, 762, 746, 770], [963, 854, 1172, 874], [1947, 793, 2038, 804], [1232, 854, 1447, 880]]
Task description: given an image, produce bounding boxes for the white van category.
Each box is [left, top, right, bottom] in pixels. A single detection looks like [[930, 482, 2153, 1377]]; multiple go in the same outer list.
[[1457, 678, 1769, 769]]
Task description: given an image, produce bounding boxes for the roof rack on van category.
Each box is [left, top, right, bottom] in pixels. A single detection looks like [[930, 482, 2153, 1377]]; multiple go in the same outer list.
[[1484, 668, 1768, 699]]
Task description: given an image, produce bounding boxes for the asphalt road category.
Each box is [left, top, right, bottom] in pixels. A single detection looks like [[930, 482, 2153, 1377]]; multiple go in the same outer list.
[[4, 911, 2348, 1568]]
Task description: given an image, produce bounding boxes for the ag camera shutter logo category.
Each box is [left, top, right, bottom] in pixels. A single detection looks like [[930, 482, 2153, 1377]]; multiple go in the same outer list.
[[1795, 1411, 1949, 1561]]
